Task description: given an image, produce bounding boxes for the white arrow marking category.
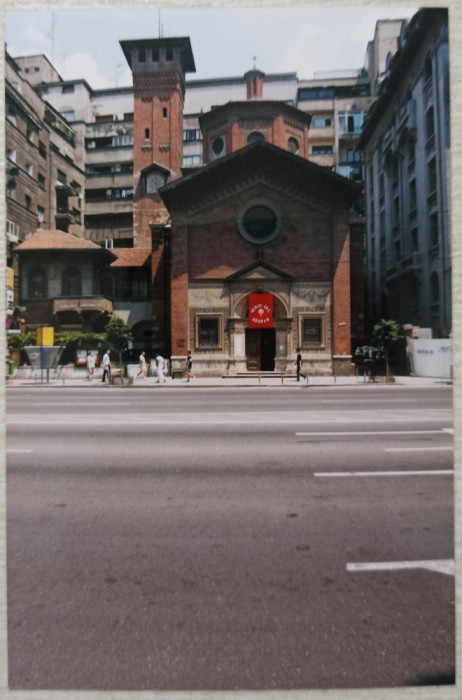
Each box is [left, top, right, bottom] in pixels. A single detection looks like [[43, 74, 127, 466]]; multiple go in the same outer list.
[[347, 560, 455, 576]]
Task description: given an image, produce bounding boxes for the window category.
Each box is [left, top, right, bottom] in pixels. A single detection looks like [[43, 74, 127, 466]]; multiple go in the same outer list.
[[145, 128, 150, 139], [312, 117, 332, 128], [26, 163, 33, 177], [430, 272, 439, 304], [166, 47, 173, 61], [7, 109, 17, 126], [25, 195, 32, 210], [37, 206, 45, 224], [430, 213, 439, 247], [152, 47, 159, 62], [62, 84, 74, 93], [6, 220, 15, 239], [7, 149, 16, 162], [163, 107, 168, 119], [146, 170, 167, 193], [311, 145, 333, 155], [62, 267, 82, 296], [138, 48, 146, 63], [197, 317, 220, 348], [288, 137, 299, 154], [112, 134, 133, 147], [427, 158, 437, 194], [302, 318, 322, 345], [238, 202, 282, 244], [183, 129, 202, 142], [182, 155, 201, 166], [426, 107, 435, 141], [346, 150, 361, 162], [247, 131, 265, 144], [60, 111, 75, 122], [298, 87, 334, 100], [338, 112, 364, 134], [409, 180, 417, 211], [29, 268, 47, 298], [39, 141, 47, 159], [212, 137, 224, 156]]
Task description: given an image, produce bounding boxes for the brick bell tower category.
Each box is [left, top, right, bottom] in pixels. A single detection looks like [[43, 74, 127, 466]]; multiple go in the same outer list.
[[120, 37, 196, 248]]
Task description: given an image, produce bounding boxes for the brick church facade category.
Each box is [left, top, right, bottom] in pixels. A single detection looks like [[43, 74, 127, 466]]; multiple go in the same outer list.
[[120, 36, 362, 376]]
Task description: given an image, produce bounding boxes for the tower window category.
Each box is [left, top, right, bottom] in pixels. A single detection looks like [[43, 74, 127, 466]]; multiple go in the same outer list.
[[163, 108, 167, 119], [145, 128, 150, 139]]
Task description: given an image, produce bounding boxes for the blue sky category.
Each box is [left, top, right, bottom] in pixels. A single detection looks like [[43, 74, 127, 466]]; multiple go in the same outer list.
[[5, 6, 418, 89]]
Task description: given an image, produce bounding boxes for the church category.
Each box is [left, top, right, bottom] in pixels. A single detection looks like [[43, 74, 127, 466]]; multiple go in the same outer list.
[[15, 35, 364, 376], [120, 36, 363, 377]]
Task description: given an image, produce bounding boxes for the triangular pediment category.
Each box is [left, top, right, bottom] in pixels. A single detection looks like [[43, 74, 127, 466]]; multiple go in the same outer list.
[[226, 259, 294, 281]]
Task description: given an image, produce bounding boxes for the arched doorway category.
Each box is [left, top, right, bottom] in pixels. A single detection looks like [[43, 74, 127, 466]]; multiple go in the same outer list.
[[232, 291, 289, 372], [245, 328, 276, 371]]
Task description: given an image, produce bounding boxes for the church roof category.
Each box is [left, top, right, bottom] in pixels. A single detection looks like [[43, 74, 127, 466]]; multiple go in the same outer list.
[[159, 140, 361, 213]]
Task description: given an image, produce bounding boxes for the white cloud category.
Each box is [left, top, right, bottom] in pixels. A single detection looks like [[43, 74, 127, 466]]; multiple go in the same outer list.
[[6, 22, 50, 58], [58, 52, 116, 89]]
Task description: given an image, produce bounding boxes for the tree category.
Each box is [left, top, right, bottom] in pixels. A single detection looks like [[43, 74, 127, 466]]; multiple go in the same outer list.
[[104, 315, 132, 368], [371, 319, 399, 380]]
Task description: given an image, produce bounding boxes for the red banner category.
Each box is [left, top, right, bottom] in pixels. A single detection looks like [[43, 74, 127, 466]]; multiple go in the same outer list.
[[248, 293, 273, 328]]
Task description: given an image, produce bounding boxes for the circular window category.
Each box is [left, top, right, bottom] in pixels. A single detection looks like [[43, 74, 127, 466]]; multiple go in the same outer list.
[[247, 131, 265, 144], [238, 202, 282, 244], [212, 137, 224, 156], [288, 136, 299, 154]]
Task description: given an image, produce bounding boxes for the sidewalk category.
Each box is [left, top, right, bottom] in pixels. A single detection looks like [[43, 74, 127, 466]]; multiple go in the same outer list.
[[5, 369, 452, 389]]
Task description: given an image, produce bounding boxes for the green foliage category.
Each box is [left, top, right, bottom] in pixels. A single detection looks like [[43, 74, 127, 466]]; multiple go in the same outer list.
[[371, 319, 400, 378], [7, 332, 36, 348], [54, 331, 104, 348], [104, 315, 132, 366], [371, 319, 399, 350]]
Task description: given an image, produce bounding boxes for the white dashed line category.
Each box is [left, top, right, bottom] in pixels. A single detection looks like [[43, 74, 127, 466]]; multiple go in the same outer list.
[[384, 447, 453, 452], [347, 560, 455, 576], [314, 470, 453, 477]]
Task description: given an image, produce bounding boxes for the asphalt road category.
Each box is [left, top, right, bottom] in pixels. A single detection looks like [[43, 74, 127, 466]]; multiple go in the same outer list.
[[6, 385, 455, 691]]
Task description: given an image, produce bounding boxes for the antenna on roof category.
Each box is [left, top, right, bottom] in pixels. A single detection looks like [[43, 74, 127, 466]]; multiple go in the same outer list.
[[51, 11, 55, 69], [158, 9, 163, 38]]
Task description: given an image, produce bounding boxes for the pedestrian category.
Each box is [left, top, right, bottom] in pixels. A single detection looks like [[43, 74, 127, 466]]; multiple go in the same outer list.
[[86, 350, 95, 381], [185, 350, 194, 382], [102, 349, 111, 383], [294, 347, 306, 382], [136, 350, 148, 381], [155, 353, 166, 383]]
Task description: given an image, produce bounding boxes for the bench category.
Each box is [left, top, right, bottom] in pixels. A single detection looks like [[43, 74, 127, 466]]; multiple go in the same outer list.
[[109, 368, 133, 385]]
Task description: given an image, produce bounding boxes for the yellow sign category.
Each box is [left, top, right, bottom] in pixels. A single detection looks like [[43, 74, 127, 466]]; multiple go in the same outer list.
[[37, 327, 54, 346], [7, 267, 14, 288]]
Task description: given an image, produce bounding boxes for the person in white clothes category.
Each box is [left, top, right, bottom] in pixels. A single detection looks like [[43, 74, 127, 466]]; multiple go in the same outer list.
[[86, 351, 95, 381], [136, 351, 148, 381], [102, 350, 111, 383], [155, 354, 166, 383]]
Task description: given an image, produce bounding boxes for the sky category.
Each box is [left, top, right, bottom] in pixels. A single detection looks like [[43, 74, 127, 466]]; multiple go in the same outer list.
[[5, 5, 419, 90]]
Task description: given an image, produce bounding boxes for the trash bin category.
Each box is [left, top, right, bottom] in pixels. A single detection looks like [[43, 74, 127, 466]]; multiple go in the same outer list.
[[8, 360, 14, 376]]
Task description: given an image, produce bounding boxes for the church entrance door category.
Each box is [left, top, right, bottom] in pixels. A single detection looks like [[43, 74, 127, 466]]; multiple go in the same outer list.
[[245, 328, 276, 371]]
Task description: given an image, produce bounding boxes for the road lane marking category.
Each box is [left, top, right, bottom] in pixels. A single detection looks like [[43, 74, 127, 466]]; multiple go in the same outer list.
[[296, 430, 447, 436], [347, 560, 455, 576], [443, 428, 454, 434], [6, 449, 32, 453], [314, 470, 453, 477], [384, 447, 453, 453]]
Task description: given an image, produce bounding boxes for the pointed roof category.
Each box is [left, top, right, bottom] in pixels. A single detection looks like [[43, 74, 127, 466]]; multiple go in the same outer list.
[[159, 141, 361, 214], [226, 259, 295, 281], [15, 230, 102, 251], [110, 249, 151, 267]]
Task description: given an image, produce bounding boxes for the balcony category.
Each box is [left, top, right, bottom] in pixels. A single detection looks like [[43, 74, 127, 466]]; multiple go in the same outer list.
[[56, 207, 75, 223], [53, 296, 113, 315]]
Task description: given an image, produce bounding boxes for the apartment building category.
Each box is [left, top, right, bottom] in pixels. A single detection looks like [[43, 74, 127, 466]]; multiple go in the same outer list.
[[358, 8, 451, 337]]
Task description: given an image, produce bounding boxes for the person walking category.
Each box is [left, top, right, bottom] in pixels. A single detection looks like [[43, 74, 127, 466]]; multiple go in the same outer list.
[[155, 353, 166, 383], [102, 349, 111, 383], [185, 350, 194, 382], [86, 351, 95, 381], [295, 347, 306, 382], [136, 351, 148, 381]]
